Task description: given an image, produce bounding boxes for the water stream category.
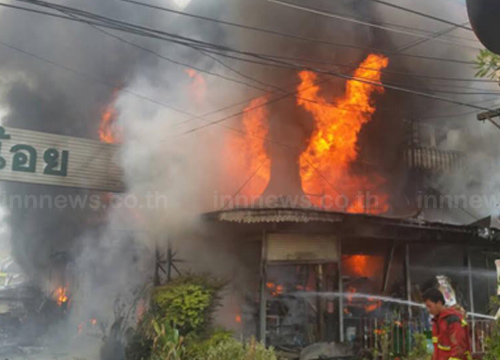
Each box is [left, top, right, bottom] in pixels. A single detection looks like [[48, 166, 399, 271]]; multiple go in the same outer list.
[[294, 291, 497, 320]]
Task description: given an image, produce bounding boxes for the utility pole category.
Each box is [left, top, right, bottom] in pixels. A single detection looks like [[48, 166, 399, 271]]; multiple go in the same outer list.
[[154, 241, 184, 285], [477, 108, 500, 121]]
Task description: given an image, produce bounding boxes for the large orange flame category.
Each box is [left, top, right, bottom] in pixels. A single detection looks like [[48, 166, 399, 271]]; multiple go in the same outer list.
[[225, 97, 271, 198], [297, 54, 390, 213], [99, 95, 122, 144]]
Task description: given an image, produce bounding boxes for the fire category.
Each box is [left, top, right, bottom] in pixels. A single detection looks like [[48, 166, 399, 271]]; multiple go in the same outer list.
[[346, 286, 357, 303], [56, 286, 69, 306], [345, 286, 382, 313], [225, 97, 271, 198], [235, 314, 242, 323], [365, 297, 382, 313], [99, 93, 122, 144], [185, 69, 206, 103], [343, 254, 382, 278], [77, 318, 99, 335], [297, 54, 390, 214], [266, 282, 284, 297]]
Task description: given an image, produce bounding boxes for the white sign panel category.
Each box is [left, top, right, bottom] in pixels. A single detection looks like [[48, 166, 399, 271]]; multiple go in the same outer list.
[[0, 126, 124, 192], [267, 233, 338, 263]]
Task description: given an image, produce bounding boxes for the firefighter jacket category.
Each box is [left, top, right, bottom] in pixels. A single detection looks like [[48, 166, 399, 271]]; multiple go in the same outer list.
[[432, 308, 472, 360]]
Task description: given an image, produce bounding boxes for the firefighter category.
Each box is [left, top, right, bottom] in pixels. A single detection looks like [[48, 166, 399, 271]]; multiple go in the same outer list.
[[423, 288, 472, 360]]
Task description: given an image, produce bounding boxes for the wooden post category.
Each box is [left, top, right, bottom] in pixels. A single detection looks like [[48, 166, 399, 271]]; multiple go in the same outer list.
[[259, 230, 268, 344], [382, 241, 396, 293]]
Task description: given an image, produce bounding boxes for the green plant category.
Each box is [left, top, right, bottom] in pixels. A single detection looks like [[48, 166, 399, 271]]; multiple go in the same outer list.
[[475, 49, 500, 80], [406, 333, 431, 360], [372, 322, 392, 360], [153, 274, 226, 336], [483, 297, 500, 360], [149, 319, 184, 360], [125, 273, 227, 360], [184, 328, 233, 360], [483, 320, 500, 360], [205, 338, 277, 360]]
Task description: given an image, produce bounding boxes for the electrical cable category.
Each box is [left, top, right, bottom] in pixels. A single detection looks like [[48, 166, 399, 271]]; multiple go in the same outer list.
[[6, 0, 476, 65], [254, 53, 498, 84], [40, 1, 277, 94], [262, 0, 478, 49], [118, 0, 477, 44], [3, 0, 488, 210], [8, 0, 500, 130], [360, 0, 473, 31]]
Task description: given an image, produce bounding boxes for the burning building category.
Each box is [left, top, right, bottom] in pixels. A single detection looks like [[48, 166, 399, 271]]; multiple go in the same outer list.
[[201, 208, 499, 355], [190, 53, 500, 356], [0, 0, 499, 358]]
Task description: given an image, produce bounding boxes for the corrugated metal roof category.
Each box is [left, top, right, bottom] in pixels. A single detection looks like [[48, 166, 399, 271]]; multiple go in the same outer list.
[[218, 208, 343, 224], [203, 208, 500, 244], [206, 207, 493, 233]]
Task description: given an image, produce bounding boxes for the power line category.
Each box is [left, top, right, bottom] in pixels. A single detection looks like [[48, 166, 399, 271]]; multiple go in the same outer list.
[[0, 18, 399, 138], [11, 1, 493, 97], [9, 0, 296, 95], [9, 0, 500, 129], [78, 0, 490, 90], [393, 22, 468, 53], [187, 46, 499, 108], [14, 0, 494, 104], [219, 160, 269, 211], [26, 0, 473, 66], [6, 0, 483, 76], [41, 0, 281, 95], [0, 35, 310, 157], [0, 39, 199, 119], [9, 0, 479, 72], [262, 0, 478, 49], [119, 0, 476, 44], [166, 48, 500, 132], [256, 53, 498, 83], [203, 48, 498, 109], [3, 2, 487, 207], [422, 98, 500, 121], [361, 0, 473, 31]]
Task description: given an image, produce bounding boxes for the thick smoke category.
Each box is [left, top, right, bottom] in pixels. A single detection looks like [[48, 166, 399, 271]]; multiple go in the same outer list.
[[368, 0, 500, 222]]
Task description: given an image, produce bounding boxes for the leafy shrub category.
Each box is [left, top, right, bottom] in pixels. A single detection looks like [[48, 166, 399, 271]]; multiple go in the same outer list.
[[205, 338, 277, 360], [184, 328, 233, 360], [153, 274, 225, 336], [483, 296, 500, 360], [484, 320, 500, 360], [125, 273, 226, 360], [150, 319, 184, 360], [405, 333, 431, 360]]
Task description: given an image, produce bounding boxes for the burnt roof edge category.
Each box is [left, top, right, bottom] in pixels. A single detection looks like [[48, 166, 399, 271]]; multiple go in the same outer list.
[[202, 207, 499, 240]]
